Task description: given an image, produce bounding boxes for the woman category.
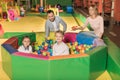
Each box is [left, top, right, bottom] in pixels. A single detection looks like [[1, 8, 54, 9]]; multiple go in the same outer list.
[[74, 5, 104, 39]]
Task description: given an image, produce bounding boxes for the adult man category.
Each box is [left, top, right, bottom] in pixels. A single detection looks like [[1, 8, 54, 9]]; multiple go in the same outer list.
[[45, 10, 67, 38]]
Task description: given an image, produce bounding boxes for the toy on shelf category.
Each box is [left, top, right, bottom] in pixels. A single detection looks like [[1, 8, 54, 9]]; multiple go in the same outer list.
[[8, 9, 15, 21], [20, 5, 25, 17], [66, 6, 73, 13], [56, 4, 63, 13], [0, 1, 20, 21]]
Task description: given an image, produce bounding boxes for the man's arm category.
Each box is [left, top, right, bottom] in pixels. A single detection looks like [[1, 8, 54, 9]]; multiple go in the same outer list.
[[59, 17, 67, 32], [45, 21, 50, 38]]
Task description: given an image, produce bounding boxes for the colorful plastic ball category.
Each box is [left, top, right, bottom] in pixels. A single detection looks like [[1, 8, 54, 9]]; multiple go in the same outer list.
[[42, 52, 47, 56], [44, 46, 48, 50], [39, 46, 43, 49], [49, 40, 53, 44], [81, 49, 85, 53], [35, 46, 39, 51], [76, 51, 79, 54], [46, 40, 50, 44], [76, 48, 80, 52], [48, 45, 51, 48], [42, 42, 45, 45], [45, 43, 48, 46], [40, 50, 45, 53], [33, 51, 38, 55], [72, 46, 76, 51], [50, 52, 53, 56], [76, 45, 78, 49], [37, 50, 41, 54], [70, 42, 73, 45], [78, 42, 81, 45], [83, 44, 87, 47], [78, 46, 81, 50], [69, 45, 72, 48], [82, 44, 85, 47], [74, 51, 77, 54], [46, 52, 50, 56], [74, 42, 78, 46], [47, 37, 50, 40], [49, 49, 53, 53]]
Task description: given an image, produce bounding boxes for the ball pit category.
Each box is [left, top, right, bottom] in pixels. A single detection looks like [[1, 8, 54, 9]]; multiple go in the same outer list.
[[1, 32, 107, 80], [33, 38, 96, 56], [34, 38, 55, 56]]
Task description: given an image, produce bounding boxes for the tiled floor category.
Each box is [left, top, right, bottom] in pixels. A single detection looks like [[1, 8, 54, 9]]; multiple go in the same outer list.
[[104, 24, 120, 47]]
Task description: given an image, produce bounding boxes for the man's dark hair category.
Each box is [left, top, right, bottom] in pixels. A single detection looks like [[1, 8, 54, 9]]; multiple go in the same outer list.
[[47, 10, 54, 14]]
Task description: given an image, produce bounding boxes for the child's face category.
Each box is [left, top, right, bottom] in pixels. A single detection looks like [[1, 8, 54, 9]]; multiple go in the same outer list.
[[55, 33, 63, 43], [22, 38, 30, 47]]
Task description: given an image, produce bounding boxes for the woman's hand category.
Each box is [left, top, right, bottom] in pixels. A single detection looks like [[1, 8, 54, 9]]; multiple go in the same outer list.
[[72, 26, 84, 31], [79, 27, 84, 31], [72, 26, 78, 30]]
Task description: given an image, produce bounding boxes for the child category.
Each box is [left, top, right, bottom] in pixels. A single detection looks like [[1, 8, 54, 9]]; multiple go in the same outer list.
[[18, 36, 32, 53], [20, 5, 25, 17], [53, 30, 69, 56]]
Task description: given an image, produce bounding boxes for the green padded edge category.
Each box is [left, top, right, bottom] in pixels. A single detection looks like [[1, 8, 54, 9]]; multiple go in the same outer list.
[[15, 32, 36, 46], [49, 56, 90, 80], [73, 12, 93, 31], [10, 55, 89, 80], [1, 46, 12, 79], [3, 32, 28, 38], [11, 55, 49, 80], [46, 0, 72, 6], [87, 46, 107, 80], [104, 37, 120, 80]]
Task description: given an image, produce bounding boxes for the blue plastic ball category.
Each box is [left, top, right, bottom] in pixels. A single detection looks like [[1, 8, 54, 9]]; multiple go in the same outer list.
[[48, 45, 51, 48], [42, 42, 45, 45], [50, 40, 53, 44], [46, 40, 50, 44], [39, 46, 43, 49], [37, 50, 41, 54], [50, 53, 53, 56], [70, 42, 72, 45]]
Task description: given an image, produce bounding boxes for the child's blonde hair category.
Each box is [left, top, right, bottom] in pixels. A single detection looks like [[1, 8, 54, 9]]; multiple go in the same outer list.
[[55, 30, 64, 36]]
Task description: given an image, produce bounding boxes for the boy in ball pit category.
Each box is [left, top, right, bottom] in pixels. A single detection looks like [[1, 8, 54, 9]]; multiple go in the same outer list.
[[53, 30, 69, 56]]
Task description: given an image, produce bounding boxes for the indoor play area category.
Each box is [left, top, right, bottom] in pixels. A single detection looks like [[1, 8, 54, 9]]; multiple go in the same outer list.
[[0, 0, 120, 80]]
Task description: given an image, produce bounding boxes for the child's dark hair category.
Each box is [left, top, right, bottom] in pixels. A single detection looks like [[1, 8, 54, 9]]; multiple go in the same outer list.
[[22, 36, 30, 41], [55, 30, 64, 36], [47, 10, 54, 14]]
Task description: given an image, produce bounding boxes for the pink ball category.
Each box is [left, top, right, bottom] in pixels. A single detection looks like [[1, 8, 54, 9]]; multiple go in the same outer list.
[[44, 46, 48, 50]]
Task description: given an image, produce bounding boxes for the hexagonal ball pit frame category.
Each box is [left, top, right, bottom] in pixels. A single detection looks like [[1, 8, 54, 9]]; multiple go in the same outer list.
[[1, 32, 107, 80]]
